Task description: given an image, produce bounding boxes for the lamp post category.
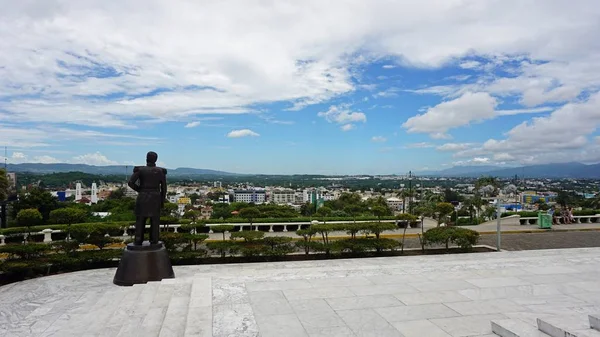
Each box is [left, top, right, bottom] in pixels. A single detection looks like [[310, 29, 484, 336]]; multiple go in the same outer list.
[[496, 196, 502, 251]]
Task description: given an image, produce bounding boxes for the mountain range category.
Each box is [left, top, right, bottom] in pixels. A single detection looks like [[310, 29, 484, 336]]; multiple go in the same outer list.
[[4, 162, 600, 178], [417, 162, 600, 179], [5, 163, 236, 176]]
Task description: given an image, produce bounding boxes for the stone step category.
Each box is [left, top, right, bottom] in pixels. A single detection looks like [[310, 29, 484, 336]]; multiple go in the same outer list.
[[537, 315, 593, 337], [184, 277, 212, 337], [136, 280, 177, 336], [72, 286, 132, 335], [158, 279, 193, 337], [103, 283, 146, 332], [591, 315, 600, 331], [491, 319, 551, 337], [116, 281, 162, 337]]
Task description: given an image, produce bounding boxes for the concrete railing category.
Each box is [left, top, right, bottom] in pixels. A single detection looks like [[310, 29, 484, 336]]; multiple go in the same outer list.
[[518, 214, 600, 226], [0, 220, 400, 245]]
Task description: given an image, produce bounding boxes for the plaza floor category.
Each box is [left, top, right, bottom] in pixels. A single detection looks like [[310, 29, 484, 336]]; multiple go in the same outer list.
[[2, 247, 600, 337]]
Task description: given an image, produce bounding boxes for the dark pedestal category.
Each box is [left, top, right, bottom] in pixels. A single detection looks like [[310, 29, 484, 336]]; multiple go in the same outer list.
[[113, 241, 175, 286]]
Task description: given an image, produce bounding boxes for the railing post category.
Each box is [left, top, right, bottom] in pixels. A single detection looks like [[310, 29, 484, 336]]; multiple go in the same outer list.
[[269, 225, 274, 233], [0, 234, 5, 245], [42, 229, 54, 243], [283, 225, 288, 232]]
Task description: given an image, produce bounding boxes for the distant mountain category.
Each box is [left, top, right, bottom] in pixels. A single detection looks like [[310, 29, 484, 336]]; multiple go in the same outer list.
[[419, 162, 600, 179], [6, 163, 237, 176]]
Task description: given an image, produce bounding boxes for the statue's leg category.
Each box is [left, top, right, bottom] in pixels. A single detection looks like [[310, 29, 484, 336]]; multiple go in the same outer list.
[[134, 216, 146, 245], [150, 216, 160, 244]]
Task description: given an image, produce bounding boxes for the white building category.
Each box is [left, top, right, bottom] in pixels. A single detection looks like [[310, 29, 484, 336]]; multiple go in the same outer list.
[[386, 197, 403, 211], [270, 190, 296, 204], [233, 190, 266, 203]]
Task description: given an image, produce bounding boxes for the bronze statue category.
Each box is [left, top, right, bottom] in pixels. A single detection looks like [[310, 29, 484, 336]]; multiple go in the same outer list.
[[127, 151, 167, 245]]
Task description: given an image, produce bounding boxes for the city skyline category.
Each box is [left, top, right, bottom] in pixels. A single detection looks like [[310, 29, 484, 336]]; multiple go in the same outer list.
[[1, 1, 600, 175]]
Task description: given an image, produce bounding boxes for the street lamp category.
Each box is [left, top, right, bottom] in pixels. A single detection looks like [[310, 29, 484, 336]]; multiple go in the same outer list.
[[496, 185, 518, 251]]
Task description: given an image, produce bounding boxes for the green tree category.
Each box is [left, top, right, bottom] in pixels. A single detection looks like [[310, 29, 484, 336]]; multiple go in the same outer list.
[[183, 209, 201, 223], [107, 187, 126, 199], [344, 204, 363, 224], [12, 187, 60, 223], [296, 228, 317, 255], [189, 193, 200, 205], [0, 169, 8, 201], [49, 207, 88, 241], [239, 207, 261, 231], [315, 206, 332, 223], [212, 225, 235, 241], [161, 202, 178, 217], [17, 208, 43, 239], [371, 205, 388, 222], [435, 202, 455, 226]]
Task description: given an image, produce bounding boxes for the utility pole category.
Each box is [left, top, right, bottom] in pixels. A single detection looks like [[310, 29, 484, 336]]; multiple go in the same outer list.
[[1, 146, 8, 228], [408, 171, 413, 214]]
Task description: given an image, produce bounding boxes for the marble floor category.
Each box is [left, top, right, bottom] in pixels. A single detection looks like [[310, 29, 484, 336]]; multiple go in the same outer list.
[[2, 247, 600, 337]]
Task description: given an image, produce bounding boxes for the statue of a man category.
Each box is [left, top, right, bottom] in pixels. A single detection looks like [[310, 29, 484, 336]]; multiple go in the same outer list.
[[128, 151, 167, 245]]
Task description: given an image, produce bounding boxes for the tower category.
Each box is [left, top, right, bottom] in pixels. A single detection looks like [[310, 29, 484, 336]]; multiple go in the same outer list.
[[91, 183, 98, 204], [75, 183, 82, 201]]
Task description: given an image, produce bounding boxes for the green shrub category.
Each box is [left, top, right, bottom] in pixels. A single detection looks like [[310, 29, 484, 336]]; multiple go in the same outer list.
[[423, 227, 480, 251], [160, 232, 190, 252], [0, 243, 51, 259], [230, 231, 265, 242], [50, 240, 80, 256], [206, 241, 238, 257], [455, 218, 478, 226], [262, 237, 294, 256], [574, 210, 600, 216]]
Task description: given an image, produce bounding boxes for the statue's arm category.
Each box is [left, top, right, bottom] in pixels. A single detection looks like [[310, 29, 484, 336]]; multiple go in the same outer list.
[[160, 169, 167, 205], [127, 167, 141, 192]]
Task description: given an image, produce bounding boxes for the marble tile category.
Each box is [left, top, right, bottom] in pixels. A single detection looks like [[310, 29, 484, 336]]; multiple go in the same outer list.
[[349, 283, 418, 296], [246, 280, 313, 292], [283, 286, 355, 300], [326, 295, 403, 311], [395, 290, 470, 305], [430, 314, 508, 337], [444, 299, 526, 316], [213, 303, 259, 337], [255, 314, 308, 337], [304, 326, 357, 337], [465, 277, 531, 288], [337, 308, 402, 337], [309, 276, 374, 288], [408, 280, 476, 292], [375, 304, 461, 323], [249, 290, 294, 316], [391, 319, 452, 337]]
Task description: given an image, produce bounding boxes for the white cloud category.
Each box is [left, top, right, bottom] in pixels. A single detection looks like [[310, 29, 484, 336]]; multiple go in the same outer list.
[[12, 152, 27, 160], [472, 91, 600, 165], [459, 61, 481, 69], [496, 107, 554, 116], [2, 1, 598, 128], [71, 152, 118, 165], [403, 92, 497, 138], [371, 136, 387, 142], [35, 155, 62, 164], [341, 124, 355, 131], [405, 142, 434, 149], [227, 129, 260, 138], [382, 65, 396, 69], [318, 105, 367, 126], [184, 121, 201, 128], [436, 143, 474, 152]]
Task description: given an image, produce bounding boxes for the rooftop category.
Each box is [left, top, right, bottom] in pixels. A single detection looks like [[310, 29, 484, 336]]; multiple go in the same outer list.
[[2, 247, 600, 336]]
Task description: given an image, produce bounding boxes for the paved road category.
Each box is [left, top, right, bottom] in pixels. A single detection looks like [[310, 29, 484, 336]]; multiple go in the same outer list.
[[399, 230, 600, 251]]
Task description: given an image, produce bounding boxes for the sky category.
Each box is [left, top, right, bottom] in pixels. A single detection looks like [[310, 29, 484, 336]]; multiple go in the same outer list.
[[1, 0, 600, 175]]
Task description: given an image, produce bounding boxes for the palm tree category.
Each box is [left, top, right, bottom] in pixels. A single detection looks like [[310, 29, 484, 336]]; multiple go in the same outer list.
[[397, 189, 413, 213]]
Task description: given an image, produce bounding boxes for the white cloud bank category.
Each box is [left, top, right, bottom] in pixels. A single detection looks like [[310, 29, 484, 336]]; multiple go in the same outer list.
[[2, 0, 599, 129], [227, 129, 260, 138], [318, 105, 366, 131]]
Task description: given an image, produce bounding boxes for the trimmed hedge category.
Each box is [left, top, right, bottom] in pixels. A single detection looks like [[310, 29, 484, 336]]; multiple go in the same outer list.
[[423, 227, 480, 251], [502, 210, 600, 218]]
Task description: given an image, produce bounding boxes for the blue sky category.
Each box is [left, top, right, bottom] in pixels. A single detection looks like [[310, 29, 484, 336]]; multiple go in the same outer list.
[[1, 1, 600, 174]]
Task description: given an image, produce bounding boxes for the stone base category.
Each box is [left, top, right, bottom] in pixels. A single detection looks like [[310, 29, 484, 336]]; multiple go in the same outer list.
[[113, 241, 175, 286]]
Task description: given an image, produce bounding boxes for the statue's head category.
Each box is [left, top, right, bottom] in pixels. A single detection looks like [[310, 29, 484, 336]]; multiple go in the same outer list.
[[146, 151, 158, 165]]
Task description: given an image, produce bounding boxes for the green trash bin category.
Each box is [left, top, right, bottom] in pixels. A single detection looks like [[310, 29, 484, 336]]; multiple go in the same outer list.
[[538, 212, 552, 229]]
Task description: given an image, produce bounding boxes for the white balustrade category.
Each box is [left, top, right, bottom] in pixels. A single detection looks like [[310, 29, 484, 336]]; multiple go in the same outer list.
[[0, 234, 5, 245], [42, 229, 53, 243]]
